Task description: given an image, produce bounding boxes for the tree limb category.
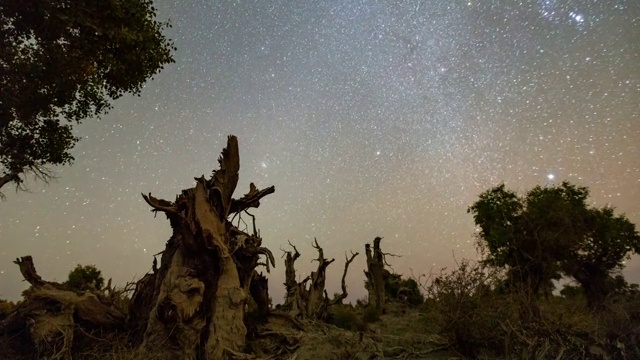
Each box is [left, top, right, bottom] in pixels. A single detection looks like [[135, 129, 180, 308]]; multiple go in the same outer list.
[[13, 256, 45, 287], [311, 238, 334, 268], [0, 172, 19, 190], [229, 184, 275, 215], [257, 247, 276, 273], [141, 193, 178, 215], [329, 251, 359, 306]]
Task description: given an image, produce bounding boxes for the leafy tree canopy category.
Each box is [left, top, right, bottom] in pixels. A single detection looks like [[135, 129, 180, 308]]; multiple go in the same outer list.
[[65, 264, 104, 291], [468, 181, 640, 305], [0, 0, 175, 196]]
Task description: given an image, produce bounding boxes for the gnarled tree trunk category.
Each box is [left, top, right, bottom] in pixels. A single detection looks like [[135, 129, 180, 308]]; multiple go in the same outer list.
[[130, 136, 275, 360], [364, 237, 385, 312]]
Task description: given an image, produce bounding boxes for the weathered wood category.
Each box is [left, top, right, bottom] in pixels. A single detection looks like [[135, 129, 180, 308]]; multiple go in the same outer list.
[[280, 239, 358, 320], [282, 241, 301, 309], [365, 237, 386, 311], [229, 183, 276, 215], [306, 238, 335, 319], [133, 135, 276, 360], [329, 251, 359, 306], [13, 256, 45, 287]]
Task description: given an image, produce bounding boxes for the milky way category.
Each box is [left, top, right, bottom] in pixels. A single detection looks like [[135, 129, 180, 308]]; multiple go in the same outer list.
[[1, 0, 639, 302]]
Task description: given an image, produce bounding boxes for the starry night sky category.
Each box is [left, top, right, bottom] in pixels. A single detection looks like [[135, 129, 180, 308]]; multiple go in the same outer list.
[[1, 0, 639, 302]]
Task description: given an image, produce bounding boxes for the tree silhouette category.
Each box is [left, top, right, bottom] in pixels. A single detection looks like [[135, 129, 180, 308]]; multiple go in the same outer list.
[[469, 181, 640, 306]]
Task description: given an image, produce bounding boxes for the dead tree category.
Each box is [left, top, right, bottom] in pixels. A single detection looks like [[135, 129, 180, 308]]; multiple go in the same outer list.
[[1, 256, 125, 359], [281, 241, 304, 316], [328, 250, 359, 305], [129, 135, 276, 360], [281, 239, 358, 320], [364, 237, 386, 311]]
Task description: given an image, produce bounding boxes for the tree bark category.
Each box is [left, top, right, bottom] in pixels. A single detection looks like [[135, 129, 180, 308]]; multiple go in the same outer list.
[[365, 237, 386, 312], [131, 135, 275, 360]]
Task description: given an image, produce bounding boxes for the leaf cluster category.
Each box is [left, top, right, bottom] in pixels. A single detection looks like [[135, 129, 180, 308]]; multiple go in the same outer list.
[[0, 0, 175, 192], [65, 264, 104, 291]]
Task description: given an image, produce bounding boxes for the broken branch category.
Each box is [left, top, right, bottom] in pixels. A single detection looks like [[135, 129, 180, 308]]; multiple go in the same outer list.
[[229, 184, 275, 215], [141, 193, 178, 215], [13, 256, 45, 287], [257, 247, 276, 273]]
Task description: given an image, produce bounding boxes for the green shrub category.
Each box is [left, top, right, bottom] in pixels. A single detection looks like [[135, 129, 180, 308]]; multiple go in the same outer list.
[[65, 264, 105, 291], [327, 305, 360, 331]]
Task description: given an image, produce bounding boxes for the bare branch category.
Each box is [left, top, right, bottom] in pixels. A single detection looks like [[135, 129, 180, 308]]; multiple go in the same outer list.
[[257, 246, 276, 273], [244, 210, 258, 237], [141, 193, 178, 215], [281, 240, 301, 260], [311, 238, 334, 266], [329, 251, 359, 306], [0, 164, 57, 199], [229, 183, 275, 215]]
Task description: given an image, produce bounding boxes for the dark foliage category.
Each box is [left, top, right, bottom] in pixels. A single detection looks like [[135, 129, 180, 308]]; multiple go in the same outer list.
[[364, 268, 424, 306], [468, 181, 640, 306], [65, 264, 104, 291], [382, 269, 424, 306], [0, 0, 175, 195]]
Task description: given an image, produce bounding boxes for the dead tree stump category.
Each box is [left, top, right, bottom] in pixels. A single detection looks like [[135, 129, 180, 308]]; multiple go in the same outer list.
[[130, 135, 276, 360], [365, 237, 386, 312]]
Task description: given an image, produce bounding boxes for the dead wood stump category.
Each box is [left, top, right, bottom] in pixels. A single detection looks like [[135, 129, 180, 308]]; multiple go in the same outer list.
[[129, 135, 276, 360]]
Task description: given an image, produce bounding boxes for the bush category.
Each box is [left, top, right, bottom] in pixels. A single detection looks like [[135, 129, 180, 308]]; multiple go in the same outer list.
[[65, 264, 105, 291], [362, 305, 381, 324], [596, 292, 640, 358], [0, 299, 15, 320], [327, 305, 360, 331], [383, 270, 424, 306], [427, 259, 512, 358], [560, 283, 585, 299]]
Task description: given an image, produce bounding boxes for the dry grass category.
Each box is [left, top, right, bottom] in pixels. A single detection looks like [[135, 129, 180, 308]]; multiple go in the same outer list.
[[2, 262, 639, 360]]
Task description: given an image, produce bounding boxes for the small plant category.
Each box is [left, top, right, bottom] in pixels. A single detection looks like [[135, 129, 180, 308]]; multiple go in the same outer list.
[[65, 264, 105, 291]]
